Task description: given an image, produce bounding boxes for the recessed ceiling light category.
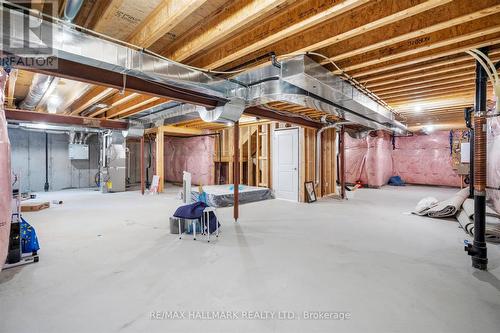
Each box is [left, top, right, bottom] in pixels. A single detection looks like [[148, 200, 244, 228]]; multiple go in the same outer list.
[[415, 105, 422, 112]]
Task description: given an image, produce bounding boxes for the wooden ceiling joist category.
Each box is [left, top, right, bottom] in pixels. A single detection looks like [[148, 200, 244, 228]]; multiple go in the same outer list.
[[335, 19, 500, 73], [356, 48, 500, 82], [379, 82, 477, 99], [68, 86, 115, 116], [189, 0, 369, 69], [105, 96, 163, 118], [193, 0, 448, 70], [320, 0, 500, 63], [349, 33, 500, 77], [164, 0, 291, 62], [116, 98, 169, 119], [372, 75, 476, 95], [127, 0, 209, 48], [88, 91, 139, 118]]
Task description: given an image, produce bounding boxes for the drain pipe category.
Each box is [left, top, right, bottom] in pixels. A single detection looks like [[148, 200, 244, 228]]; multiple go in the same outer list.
[[315, 121, 350, 196], [465, 47, 489, 270]]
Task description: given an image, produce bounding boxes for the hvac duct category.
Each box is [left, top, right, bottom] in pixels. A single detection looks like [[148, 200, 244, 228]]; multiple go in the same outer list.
[[0, 4, 238, 100], [122, 120, 145, 138], [198, 98, 245, 124], [19, 74, 55, 110], [3, 5, 408, 133], [229, 56, 408, 134], [63, 0, 84, 22]]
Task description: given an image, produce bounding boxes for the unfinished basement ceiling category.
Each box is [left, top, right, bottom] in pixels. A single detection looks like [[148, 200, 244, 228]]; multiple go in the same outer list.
[[5, 0, 500, 131]]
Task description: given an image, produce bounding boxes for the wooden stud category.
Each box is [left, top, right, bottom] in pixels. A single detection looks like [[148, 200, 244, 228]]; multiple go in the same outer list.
[[247, 125, 253, 186], [256, 125, 260, 186]]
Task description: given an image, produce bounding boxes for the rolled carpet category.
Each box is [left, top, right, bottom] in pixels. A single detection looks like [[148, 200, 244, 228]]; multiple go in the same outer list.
[[456, 198, 500, 243], [413, 187, 469, 218]]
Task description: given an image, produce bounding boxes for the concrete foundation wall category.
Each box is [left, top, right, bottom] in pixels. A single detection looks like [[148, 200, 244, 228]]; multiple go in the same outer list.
[[8, 128, 99, 192]]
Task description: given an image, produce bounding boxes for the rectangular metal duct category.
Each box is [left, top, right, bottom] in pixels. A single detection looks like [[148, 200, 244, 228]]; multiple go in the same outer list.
[[230, 56, 408, 134], [281, 56, 406, 132], [0, 4, 238, 99]]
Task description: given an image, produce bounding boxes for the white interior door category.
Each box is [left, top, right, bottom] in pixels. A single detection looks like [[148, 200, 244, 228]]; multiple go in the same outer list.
[[273, 128, 299, 201]]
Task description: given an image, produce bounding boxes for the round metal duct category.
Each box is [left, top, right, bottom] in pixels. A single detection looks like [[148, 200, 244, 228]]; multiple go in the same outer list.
[[198, 98, 245, 124]]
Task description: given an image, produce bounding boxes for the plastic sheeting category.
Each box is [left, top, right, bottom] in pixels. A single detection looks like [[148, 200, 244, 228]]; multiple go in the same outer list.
[[345, 131, 393, 187], [164, 136, 215, 185], [487, 113, 500, 214], [345, 130, 462, 187], [0, 69, 11, 266], [191, 185, 274, 208]]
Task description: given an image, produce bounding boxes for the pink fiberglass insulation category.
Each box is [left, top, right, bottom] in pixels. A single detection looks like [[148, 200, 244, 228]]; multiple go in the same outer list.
[[0, 69, 11, 266], [344, 131, 392, 187], [487, 114, 500, 214], [344, 133, 368, 185], [345, 130, 461, 187], [164, 136, 215, 185], [366, 132, 394, 187], [393, 131, 461, 187]]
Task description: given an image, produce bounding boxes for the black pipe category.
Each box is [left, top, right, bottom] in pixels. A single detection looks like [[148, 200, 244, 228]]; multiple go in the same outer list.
[[464, 107, 474, 197], [465, 47, 488, 270], [44, 132, 49, 192]]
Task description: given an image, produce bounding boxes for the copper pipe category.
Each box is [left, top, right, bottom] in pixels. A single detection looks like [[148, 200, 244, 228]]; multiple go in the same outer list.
[[473, 113, 486, 193]]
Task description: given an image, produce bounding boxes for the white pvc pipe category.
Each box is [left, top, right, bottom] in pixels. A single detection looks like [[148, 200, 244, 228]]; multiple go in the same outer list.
[[472, 49, 499, 84]]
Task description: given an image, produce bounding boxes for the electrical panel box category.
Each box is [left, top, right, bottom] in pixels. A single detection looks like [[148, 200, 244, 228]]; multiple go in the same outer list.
[[69, 144, 89, 160]]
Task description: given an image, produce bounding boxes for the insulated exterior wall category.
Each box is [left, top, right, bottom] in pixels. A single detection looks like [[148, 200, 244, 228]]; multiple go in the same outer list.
[[0, 70, 11, 266], [366, 132, 393, 187], [393, 131, 461, 187], [8, 129, 99, 192], [345, 130, 461, 187], [345, 132, 392, 187], [487, 115, 500, 214], [164, 136, 215, 185]]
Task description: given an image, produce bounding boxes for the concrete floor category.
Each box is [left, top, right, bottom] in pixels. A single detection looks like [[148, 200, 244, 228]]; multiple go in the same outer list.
[[1, 185, 499, 333]]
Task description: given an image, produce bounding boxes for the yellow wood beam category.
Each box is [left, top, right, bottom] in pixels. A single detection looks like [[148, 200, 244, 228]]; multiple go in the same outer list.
[[335, 17, 500, 73], [165, 0, 291, 62], [117, 98, 169, 119], [106, 95, 160, 118], [87, 91, 138, 117], [128, 0, 209, 48], [349, 34, 500, 77], [192, 0, 369, 69], [68, 86, 115, 115], [319, 0, 500, 62]]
